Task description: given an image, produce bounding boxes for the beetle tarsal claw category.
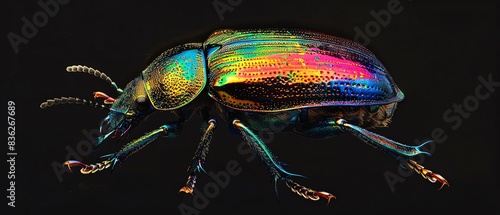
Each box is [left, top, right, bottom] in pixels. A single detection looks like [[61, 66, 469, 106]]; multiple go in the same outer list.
[[406, 159, 449, 190], [285, 179, 336, 204], [178, 186, 194, 195], [63, 160, 113, 174], [179, 175, 196, 195]]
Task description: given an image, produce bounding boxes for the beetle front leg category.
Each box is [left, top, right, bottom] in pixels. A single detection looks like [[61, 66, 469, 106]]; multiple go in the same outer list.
[[64, 124, 180, 174], [179, 118, 217, 195]]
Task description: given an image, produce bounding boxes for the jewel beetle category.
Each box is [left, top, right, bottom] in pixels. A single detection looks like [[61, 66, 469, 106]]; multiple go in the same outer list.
[[40, 29, 448, 203]]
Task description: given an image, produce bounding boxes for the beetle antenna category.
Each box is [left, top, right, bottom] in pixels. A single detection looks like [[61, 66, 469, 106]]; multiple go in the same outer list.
[[40, 96, 110, 110], [66, 65, 123, 94]]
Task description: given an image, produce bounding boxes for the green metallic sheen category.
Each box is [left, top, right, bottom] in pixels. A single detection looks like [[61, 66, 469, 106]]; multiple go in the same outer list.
[[142, 43, 207, 110]]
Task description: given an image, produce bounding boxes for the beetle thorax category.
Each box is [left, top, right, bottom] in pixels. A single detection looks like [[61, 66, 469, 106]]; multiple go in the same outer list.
[[142, 43, 207, 111]]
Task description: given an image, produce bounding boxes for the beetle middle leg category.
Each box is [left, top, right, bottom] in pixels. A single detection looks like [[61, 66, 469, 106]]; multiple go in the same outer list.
[[232, 119, 336, 204], [179, 118, 217, 195]]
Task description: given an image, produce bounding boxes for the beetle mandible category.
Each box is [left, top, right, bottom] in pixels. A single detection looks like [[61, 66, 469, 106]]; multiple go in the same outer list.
[[41, 29, 448, 203]]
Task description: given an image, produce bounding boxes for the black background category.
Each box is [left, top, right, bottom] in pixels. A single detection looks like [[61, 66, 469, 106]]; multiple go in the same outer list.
[[3, 0, 499, 214]]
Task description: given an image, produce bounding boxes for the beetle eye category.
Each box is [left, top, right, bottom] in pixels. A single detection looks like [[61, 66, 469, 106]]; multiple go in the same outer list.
[[136, 97, 147, 104], [135, 96, 149, 112]]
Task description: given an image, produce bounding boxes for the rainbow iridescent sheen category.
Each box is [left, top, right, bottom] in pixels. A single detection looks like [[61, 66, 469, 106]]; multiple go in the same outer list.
[[204, 29, 404, 111], [142, 43, 206, 110]]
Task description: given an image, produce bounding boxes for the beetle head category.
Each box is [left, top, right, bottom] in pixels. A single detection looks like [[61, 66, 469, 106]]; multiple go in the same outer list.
[[99, 76, 155, 141], [40, 65, 155, 148]]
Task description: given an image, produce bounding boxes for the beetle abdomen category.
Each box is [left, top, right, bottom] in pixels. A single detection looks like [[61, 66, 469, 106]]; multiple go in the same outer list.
[[205, 29, 404, 112]]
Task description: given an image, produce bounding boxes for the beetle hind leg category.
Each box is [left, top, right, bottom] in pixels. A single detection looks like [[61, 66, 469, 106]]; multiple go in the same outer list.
[[404, 159, 449, 190], [233, 119, 335, 203], [332, 119, 449, 189]]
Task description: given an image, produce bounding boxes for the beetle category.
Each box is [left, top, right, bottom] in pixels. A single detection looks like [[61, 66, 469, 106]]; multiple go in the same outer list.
[[40, 29, 448, 203]]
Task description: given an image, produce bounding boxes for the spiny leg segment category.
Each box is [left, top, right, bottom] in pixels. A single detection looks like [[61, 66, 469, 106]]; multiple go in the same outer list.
[[233, 119, 336, 204], [332, 119, 449, 189], [179, 118, 217, 194], [64, 124, 177, 174]]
